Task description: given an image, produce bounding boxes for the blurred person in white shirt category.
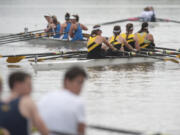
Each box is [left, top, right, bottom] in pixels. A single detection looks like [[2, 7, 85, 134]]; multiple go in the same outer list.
[[38, 66, 87, 135]]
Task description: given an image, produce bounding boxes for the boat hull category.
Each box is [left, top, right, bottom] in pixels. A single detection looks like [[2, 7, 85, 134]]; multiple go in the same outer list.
[[27, 37, 87, 50], [31, 56, 161, 71]]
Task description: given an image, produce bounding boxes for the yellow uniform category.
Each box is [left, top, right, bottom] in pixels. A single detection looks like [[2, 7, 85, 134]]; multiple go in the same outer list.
[[136, 32, 152, 48], [87, 36, 104, 59], [109, 35, 123, 50], [121, 33, 135, 48]]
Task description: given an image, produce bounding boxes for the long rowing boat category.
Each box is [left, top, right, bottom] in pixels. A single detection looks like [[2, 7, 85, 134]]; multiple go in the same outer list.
[[31, 56, 162, 71], [27, 37, 87, 49]]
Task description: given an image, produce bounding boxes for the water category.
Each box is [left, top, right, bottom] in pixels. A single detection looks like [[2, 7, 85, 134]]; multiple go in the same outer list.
[[0, 0, 180, 135]]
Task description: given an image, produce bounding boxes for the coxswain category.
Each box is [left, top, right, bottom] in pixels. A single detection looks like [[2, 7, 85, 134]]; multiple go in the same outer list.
[[87, 25, 117, 59], [121, 23, 140, 51], [39, 66, 87, 135], [136, 22, 155, 49], [69, 15, 88, 41], [109, 25, 135, 53], [60, 12, 72, 40], [0, 72, 49, 135]]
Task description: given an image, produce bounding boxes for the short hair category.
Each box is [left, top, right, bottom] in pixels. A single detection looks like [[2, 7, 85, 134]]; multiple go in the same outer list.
[[8, 71, 31, 89], [64, 66, 87, 81]]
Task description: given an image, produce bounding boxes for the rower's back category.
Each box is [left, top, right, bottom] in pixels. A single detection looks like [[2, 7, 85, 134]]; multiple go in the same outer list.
[[0, 98, 28, 135], [87, 35, 104, 59]]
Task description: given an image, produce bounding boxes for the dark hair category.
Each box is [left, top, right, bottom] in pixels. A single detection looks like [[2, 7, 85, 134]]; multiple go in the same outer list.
[[91, 25, 101, 36], [52, 15, 60, 25], [138, 22, 149, 33], [113, 25, 121, 36], [72, 15, 79, 22], [113, 25, 121, 41], [64, 66, 87, 81], [126, 23, 133, 40], [8, 71, 31, 89], [65, 12, 70, 21]]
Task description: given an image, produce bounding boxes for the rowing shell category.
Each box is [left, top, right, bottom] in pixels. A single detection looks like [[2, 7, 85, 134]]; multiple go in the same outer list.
[[31, 56, 162, 71], [27, 37, 87, 50]]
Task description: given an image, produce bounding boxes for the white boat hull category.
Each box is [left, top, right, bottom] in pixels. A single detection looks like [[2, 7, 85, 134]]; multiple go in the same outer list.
[[31, 56, 161, 71], [27, 37, 87, 50]]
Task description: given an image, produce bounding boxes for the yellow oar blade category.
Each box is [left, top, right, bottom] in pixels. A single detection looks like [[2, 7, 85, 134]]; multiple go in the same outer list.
[[164, 58, 179, 64], [176, 54, 180, 58], [7, 56, 26, 63]]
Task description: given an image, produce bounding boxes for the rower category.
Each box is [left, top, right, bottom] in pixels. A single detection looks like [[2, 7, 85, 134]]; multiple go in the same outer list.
[[51, 15, 61, 38], [108, 25, 135, 54], [121, 23, 140, 51], [136, 22, 155, 49], [60, 12, 72, 40], [69, 15, 88, 41], [87, 25, 117, 59], [39, 66, 87, 135], [44, 15, 61, 38], [149, 6, 156, 22], [44, 14, 53, 33], [0, 72, 49, 135], [140, 7, 154, 22]]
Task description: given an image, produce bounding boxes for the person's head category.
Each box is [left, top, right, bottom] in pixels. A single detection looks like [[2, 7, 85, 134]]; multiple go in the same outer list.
[[52, 15, 59, 25], [113, 25, 121, 36], [91, 25, 102, 36], [65, 12, 70, 21], [126, 23, 133, 33], [64, 66, 87, 95], [144, 7, 150, 11], [138, 22, 149, 33], [149, 6, 154, 11], [71, 15, 79, 23], [8, 71, 32, 96], [44, 15, 53, 23]]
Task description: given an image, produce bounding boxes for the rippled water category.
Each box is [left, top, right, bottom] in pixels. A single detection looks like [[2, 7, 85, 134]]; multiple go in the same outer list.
[[0, 0, 180, 135]]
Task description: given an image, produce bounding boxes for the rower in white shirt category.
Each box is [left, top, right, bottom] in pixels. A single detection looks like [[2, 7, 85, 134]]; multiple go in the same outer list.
[[140, 7, 156, 22], [38, 66, 87, 135]]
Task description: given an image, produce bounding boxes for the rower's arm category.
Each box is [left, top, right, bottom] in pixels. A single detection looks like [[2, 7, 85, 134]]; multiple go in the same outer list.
[[60, 23, 66, 35], [80, 24, 88, 31], [102, 37, 117, 51], [69, 24, 74, 38], [134, 35, 140, 50], [123, 38, 134, 50], [20, 96, 49, 135], [78, 123, 86, 135]]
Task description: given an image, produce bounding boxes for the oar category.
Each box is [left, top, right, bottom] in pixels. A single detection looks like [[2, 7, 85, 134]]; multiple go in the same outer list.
[[1, 52, 62, 63], [141, 48, 180, 58], [5, 50, 87, 63], [0, 29, 44, 40], [98, 17, 141, 25], [0, 32, 53, 45], [156, 18, 180, 24], [122, 51, 179, 64], [154, 47, 180, 52], [49, 125, 165, 135]]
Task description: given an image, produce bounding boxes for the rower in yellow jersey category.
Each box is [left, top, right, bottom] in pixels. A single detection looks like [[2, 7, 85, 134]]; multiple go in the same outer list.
[[108, 25, 135, 55], [87, 25, 117, 59], [121, 23, 140, 51], [136, 22, 155, 49]]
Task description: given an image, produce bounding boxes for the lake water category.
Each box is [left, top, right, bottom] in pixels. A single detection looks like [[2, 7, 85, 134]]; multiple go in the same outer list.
[[0, 0, 180, 135]]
